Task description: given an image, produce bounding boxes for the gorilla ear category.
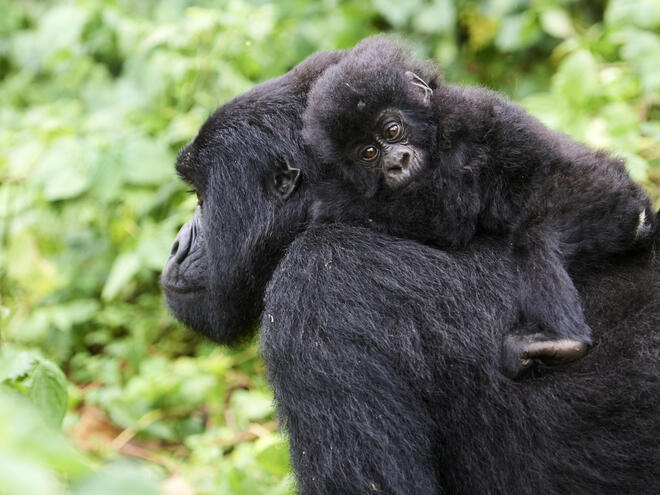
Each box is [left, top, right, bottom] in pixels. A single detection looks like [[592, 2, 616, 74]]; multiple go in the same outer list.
[[270, 161, 301, 200], [404, 71, 432, 107]]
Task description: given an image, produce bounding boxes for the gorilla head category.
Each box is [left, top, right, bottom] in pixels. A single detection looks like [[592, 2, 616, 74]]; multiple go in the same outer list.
[[161, 50, 345, 344], [302, 36, 440, 195]]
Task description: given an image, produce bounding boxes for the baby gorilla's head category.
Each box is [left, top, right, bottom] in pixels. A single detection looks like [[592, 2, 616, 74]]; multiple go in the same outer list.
[[303, 36, 441, 195]]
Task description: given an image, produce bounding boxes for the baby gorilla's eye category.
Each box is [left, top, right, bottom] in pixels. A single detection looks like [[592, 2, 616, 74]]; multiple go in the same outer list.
[[361, 145, 379, 160], [385, 122, 401, 140]]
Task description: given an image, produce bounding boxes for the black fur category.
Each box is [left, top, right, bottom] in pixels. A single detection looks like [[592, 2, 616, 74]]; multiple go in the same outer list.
[[262, 224, 660, 494], [162, 47, 660, 493], [302, 36, 656, 376]]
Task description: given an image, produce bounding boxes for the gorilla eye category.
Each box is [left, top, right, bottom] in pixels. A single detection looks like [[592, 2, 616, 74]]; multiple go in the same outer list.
[[361, 145, 379, 160], [385, 122, 401, 140]]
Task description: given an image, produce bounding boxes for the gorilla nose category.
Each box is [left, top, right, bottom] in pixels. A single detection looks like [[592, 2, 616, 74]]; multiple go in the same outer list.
[[385, 152, 410, 173], [170, 221, 194, 264]]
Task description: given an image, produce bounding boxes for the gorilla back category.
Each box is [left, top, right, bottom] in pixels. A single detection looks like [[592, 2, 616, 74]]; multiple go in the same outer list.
[[262, 224, 660, 494]]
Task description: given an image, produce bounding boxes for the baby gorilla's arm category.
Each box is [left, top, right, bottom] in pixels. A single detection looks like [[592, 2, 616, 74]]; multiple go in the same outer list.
[[502, 237, 592, 379], [468, 90, 656, 378], [503, 185, 655, 379]]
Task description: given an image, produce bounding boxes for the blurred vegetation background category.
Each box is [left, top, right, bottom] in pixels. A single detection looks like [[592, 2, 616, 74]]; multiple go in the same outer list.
[[1, 0, 659, 494]]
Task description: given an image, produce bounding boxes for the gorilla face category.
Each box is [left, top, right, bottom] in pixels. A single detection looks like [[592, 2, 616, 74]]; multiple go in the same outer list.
[[161, 50, 346, 343], [349, 109, 429, 188], [161, 103, 307, 344]]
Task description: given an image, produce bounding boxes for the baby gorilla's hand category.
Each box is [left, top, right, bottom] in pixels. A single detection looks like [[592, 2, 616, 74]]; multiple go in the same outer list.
[[501, 330, 589, 380]]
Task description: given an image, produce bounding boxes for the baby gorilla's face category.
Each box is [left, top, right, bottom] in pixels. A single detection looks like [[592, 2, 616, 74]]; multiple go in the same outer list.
[[351, 110, 427, 187]]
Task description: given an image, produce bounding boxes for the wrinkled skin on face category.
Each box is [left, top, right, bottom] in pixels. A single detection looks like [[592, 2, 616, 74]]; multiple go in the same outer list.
[[161, 50, 346, 344]]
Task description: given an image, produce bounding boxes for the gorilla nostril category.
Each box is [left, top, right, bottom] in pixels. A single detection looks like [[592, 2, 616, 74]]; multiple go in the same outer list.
[[175, 236, 192, 264], [170, 221, 195, 264], [401, 152, 410, 169]]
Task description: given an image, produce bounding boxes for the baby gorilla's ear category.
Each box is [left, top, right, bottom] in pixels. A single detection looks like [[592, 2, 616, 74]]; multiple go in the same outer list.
[[404, 71, 432, 107]]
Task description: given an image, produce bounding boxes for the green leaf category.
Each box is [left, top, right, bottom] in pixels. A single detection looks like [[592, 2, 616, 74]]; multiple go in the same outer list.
[[521, 93, 567, 130], [620, 31, 660, 97], [551, 50, 600, 107], [230, 389, 274, 429], [120, 137, 174, 186], [0, 349, 35, 382], [89, 149, 124, 203], [102, 252, 141, 301], [5, 230, 58, 298], [495, 11, 540, 52], [37, 5, 89, 58], [255, 436, 291, 477], [9, 5, 88, 74], [619, 152, 649, 182], [413, 0, 455, 34], [72, 461, 164, 495], [605, 0, 660, 29], [601, 102, 639, 138], [32, 138, 90, 201], [540, 8, 574, 39], [136, 221, 179, 272], [0, 388, 90, 477], [487, 0, 526, 17], [0, 454, 59, 495], [28, 358, 68, 427], [43, 168, 89, 202], [372, 0, 421, 28], [6, 138, 44, 178]]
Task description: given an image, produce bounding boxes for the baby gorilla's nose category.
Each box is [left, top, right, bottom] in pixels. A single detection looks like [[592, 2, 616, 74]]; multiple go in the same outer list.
[[384, 150, 410, 174], [400, 152, 410, 169], [382, 147, 416, 186]]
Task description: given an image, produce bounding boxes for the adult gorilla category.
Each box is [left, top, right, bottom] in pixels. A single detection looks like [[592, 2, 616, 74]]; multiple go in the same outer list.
[[161, 51, 660, 494]]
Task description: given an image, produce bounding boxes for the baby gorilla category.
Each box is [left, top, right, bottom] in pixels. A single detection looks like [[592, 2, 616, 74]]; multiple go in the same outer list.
[[302, 36, 656, 378]]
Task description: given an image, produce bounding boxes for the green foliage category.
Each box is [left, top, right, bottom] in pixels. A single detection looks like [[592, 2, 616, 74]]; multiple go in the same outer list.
[[0, 387, 90, 495], [1, 0, 659, 493], [1, 347, 69, 426]]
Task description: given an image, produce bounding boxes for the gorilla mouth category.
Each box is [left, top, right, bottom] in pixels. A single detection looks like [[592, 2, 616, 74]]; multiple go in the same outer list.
[[162, 283, 206, 295], [385, 167, 412, 186], [384, 149, 425, 187], [387, 153, 410, 176]]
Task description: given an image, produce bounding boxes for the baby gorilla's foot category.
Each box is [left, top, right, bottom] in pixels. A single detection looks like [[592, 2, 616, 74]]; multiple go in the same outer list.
[[501, 332, 590, 380]]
